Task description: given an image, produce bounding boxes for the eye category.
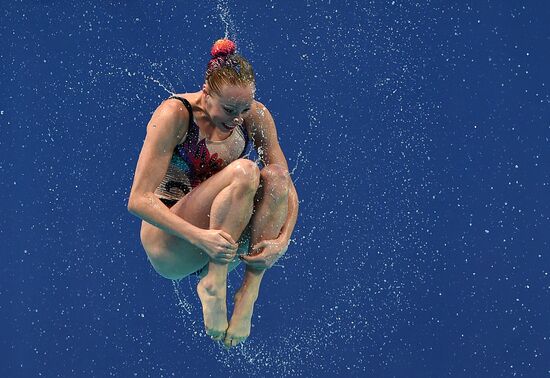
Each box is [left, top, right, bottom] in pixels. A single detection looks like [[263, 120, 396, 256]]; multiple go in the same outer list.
[[224, 106, 250, 115]]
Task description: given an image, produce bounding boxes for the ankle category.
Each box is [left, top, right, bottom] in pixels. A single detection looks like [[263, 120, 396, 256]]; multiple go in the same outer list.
[[199, 276, 226, 296]]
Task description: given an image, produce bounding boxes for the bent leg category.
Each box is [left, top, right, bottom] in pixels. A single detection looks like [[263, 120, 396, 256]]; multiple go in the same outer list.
[[194, 161, 260, 340], [224, 164, 290, 348], [140, 158, 259, 279], [140, 159, 260, 340]]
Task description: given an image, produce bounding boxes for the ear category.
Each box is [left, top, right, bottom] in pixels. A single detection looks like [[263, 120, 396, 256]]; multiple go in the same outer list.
[[202, 83, 209, 94]]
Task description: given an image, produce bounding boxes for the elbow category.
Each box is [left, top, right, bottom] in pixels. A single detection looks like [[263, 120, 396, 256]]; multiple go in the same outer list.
[[127, 196, 140, 215], [127, 191, 157, 216], [127, 200, 136, 215]]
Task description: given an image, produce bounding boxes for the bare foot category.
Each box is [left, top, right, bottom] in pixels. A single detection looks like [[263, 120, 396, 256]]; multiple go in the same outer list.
[[223, 288, 258, 348], [196, 277, 228, 341]]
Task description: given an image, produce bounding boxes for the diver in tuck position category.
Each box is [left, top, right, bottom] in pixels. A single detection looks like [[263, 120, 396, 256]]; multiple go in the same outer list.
[[127, 38, 299, 349]]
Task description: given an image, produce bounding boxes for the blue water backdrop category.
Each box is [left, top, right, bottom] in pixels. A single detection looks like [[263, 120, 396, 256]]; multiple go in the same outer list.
[[1, 1, 549, 376]]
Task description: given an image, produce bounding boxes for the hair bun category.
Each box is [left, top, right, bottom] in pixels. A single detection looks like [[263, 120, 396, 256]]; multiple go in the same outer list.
[[211, 39, 236, 58]]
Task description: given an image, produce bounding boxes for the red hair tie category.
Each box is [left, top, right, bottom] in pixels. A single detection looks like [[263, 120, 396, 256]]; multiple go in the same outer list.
[[211, 39, 236, 58]]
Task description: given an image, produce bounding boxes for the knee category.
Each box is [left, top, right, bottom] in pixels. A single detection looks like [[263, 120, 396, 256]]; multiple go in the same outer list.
[[228, 159, 261, 192], [260, 164, 290, 201]]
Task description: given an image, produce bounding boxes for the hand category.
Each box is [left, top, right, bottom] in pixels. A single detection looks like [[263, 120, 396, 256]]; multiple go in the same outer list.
[[195, 229, 238, 264], [239, 238, 289, 270]]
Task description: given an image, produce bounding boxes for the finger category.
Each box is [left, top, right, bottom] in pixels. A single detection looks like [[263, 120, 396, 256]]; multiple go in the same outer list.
[[215, 254, 233, 264], [248, 249, 268, 259], [239, 255, 254, 266], [250, 247, 261, 255], [252, 241, 268, 250], [219, 231, 236, 245], [239, 254, 257, 262], [218, 244, 237, 254], [240, 255, 266, 267], [225, 244, 239, 251], [251, 242, 267, 253]]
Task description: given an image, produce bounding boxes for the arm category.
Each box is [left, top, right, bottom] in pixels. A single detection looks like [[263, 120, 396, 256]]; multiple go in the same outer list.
[[245, 101, 299, 245], [127, 99, 202, 245], [278, 183, 298, 243]]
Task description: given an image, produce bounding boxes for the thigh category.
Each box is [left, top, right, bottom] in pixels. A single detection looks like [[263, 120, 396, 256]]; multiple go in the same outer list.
[[170, 158, 259, 228], [141, 218, 207, 279]]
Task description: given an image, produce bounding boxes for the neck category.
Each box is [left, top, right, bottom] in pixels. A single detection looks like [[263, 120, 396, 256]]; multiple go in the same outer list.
[[194, 91, 211, 121]]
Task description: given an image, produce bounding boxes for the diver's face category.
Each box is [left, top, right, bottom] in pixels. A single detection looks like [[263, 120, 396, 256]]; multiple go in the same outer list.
[[206, 84, 254, 131]]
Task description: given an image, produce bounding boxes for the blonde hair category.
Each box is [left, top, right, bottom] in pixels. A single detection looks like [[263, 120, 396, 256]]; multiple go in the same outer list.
[[205, 39, 255, 95]]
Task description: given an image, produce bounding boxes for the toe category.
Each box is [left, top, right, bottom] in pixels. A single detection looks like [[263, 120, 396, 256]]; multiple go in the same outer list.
[[223, 336, 234, 349], [208, 330, 225, 341]]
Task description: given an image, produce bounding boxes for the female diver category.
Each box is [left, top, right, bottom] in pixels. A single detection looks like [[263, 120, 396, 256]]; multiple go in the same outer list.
[[127, 39, 299, 349]]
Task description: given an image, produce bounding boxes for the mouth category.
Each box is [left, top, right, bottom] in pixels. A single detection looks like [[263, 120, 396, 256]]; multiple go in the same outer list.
[[222, 122, 238, 130]]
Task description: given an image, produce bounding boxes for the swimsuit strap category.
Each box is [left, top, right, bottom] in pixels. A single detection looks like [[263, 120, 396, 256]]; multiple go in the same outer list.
[[167, 96, 194, 130]]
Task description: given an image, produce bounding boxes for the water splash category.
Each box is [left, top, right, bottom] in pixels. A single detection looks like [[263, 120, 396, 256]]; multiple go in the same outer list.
[[216, 0, 238, 43], [95, 56, 176, 97], [172, 279, 194, 315]]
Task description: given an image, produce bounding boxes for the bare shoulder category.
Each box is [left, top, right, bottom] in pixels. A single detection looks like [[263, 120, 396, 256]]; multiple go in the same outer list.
[[154, 96, 190, 127], [244, 99, 275, 136], [247, 100, 271, 122], [146, 96, 191, 143]]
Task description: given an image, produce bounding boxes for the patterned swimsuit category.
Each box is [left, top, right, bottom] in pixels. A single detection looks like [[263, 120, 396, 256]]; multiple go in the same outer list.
[[154, 96, 254, 207]]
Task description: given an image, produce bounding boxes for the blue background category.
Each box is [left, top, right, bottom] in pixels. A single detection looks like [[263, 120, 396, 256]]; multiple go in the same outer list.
[[1, 1, 549, 376]]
